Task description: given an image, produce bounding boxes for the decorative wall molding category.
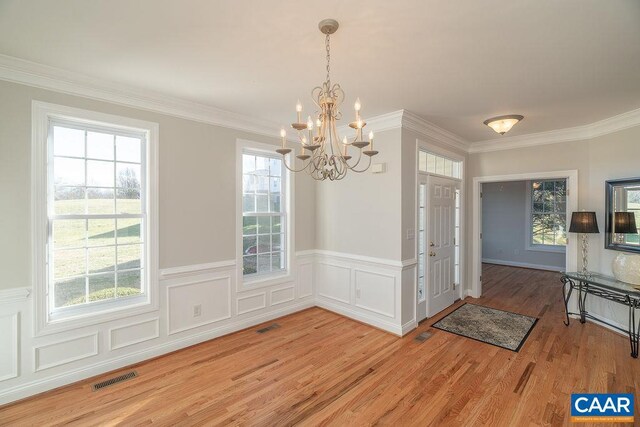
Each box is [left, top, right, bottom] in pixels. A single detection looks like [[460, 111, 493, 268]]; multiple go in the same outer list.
[[469, 107, 640, 153], [0, 54, 283, 139], [108, 318, 160, 351], [314, 249, 406, 270], [159, 260, 236, 279], [401, 110, 470, 153], [0, 313, 19, 382], [236, 292, 267, 315], [34, 333, 99, 372], [0, 288, 31, 304]]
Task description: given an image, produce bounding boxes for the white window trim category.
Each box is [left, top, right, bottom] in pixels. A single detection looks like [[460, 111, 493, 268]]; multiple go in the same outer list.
[[525, 180, 566, 253], [32, 101, 159, 336], [236, 139, 295, 291]]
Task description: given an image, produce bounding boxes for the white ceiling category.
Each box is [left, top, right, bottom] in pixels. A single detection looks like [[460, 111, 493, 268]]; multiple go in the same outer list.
[[1, 0, 639, 142]]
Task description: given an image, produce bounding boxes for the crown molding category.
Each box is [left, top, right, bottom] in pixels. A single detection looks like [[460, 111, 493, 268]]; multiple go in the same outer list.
[[469, 107, 640, 153], [400, 110, 470, 153], [0, 54, 283, 139]]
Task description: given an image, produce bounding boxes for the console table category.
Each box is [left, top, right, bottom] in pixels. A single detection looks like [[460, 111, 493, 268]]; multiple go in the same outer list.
[[561, 272, 640, 358]]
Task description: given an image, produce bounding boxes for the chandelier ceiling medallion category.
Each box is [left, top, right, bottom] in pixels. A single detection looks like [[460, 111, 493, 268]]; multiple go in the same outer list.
[[276, 19, 378, 181]]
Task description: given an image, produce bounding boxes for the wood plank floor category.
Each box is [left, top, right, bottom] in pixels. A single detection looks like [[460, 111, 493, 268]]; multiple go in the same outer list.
[[1, 264, 639, 426]]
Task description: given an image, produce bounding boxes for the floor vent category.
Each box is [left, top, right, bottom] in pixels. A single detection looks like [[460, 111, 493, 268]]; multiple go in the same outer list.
[[257, 323, 280, 334], [92, 371, 138, 391], [415, 331, 434, 343]]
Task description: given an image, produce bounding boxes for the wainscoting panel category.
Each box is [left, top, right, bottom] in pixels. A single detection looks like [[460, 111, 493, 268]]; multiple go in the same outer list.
[[167, 276, 232, 335], [271, 286, 295, 306], [297, 262, 314, 299], [354, 269, 396, 318], [34, 333, 99, 372], [316, 262, 351, 304], [237, 292, 267, 315], [0, 312, 19, 381], [109, 318, 160, 351]]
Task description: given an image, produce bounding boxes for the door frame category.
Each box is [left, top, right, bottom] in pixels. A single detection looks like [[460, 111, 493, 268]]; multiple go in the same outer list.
[[415, 140, 465, 322], [471, 170, 579, 298]]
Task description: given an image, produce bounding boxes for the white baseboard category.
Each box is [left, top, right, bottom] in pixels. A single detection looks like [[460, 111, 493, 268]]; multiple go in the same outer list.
[[0, 300, 314, 405], [482, 258, 563, 272], [401, 319, 417, 336], [567, 313, 627, 338], [315, 299, 403, 336]]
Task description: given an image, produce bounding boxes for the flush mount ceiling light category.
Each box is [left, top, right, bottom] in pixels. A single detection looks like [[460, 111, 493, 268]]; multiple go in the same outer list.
[[483, 114, 524, 135], [275, 19, 378, 181]]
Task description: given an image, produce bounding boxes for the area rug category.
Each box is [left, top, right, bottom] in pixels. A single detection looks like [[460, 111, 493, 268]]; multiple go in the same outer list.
[[431, 303, 537, 352]]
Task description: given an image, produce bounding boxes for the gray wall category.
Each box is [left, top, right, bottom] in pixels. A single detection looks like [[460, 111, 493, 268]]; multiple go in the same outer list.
[[481, 180, 565, 270], [0, 80, 316, 290]]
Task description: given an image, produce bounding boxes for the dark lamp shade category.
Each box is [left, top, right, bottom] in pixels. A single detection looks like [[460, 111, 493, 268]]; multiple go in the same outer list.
[[614, 212, 638, 234], [569, 211, 600, 233]]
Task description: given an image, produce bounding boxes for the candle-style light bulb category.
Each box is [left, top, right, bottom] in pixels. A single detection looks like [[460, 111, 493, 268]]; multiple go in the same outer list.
[[342, 136, 348, 145], [369, 131, 374, 140], [296, 100, 303, 123], [302, 136, 307, 144], [280, 128, 286, 148], [307, 115, 313, 130], [354, 97, 361, 112], [316, 118, 322, 128]]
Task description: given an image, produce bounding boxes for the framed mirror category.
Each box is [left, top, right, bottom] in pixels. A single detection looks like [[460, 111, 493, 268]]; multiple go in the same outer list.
[[605, 178, 640, 253]]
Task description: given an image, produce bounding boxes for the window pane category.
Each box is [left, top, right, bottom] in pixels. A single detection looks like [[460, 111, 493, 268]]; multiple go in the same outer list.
[[243, 236, 257, 254], [87, 188, 115, 214], [116, 189, 141, 214], [118, 244, 142, 270], [243, 174, 257, 193], [117, 218, 141, 244], [118, 270, 142, 292], [269, 158, 281, 177], [243, 155, 256, 174], [243, 255, 257, 275], [257, 234, 271, 253], [53, 219, 86, 249], [87, 131, 114, 160], [54, 277, 86, 308], [272, 216, 282, 233], [87, 160, 114, 187], [426, 153, 436, 174], [418, 151, 427, 172], [54, 157, 85, 186], [116, 136, 141, 163], [272, 233, 282, 251], [443, 159, 453, 177], [54, 187, 85, 214], [88, 219, 116, 247], [257, 216, 271, 234], [256, 176, 268, 194], [88, 246, 116, 274], [272, 252, 284, 271], [54, 248, 86, 279], [116, 163, 141, 190], [255, 157, 269, 175], [270, 177, 281, 194], [88, 273, 116, 302], [243, 194, 256, 212], [270, 195, 281, 212], [53, 126, 85, 157], [435, 156, 445, 175], [243, 216, 257, 236], [256, 194, 269, 212], [258, 254, 271, 273]]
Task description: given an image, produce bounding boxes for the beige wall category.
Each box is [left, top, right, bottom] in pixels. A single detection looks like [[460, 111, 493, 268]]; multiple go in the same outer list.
[[0, 80, 316, 290], [315, 127, 403, 261], [466, 125, 640, 324]]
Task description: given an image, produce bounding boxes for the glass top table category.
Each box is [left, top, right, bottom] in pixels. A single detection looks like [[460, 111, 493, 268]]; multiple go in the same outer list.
[[560, 272, 640, 358], [562, 271, 640, 298]]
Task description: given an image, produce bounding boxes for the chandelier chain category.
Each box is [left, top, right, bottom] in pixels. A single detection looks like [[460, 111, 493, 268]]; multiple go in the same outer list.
[[325, 34, 331, 85]]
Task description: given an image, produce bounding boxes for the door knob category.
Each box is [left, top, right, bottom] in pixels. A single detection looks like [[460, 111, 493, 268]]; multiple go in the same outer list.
[[429, 242, 435, 247], [429, 251, 436, 257]]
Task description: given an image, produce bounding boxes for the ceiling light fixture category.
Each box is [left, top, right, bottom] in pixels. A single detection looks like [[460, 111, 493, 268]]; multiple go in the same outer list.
[[275, 19, 378, 181], [483, 114, 524, 135]]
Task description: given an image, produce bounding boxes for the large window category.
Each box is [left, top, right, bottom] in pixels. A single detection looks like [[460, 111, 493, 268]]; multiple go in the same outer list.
[[530, 179, 567, 247], [241, 151, 286, 277], [34, 102, 158, 331]]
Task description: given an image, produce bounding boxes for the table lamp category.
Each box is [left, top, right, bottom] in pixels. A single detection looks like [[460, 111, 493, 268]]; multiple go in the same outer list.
[[569, 211, 599, 275]]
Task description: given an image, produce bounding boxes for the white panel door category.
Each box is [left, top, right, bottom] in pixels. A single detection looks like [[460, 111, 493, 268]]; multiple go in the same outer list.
[[416, 177, 428, 322], [427, 176, 456, 317]]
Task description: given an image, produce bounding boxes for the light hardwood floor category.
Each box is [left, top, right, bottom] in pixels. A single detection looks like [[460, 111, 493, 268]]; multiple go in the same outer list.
[[1, 264, 638, 426]]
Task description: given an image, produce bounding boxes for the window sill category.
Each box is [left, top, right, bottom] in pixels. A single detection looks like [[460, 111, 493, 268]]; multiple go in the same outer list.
[[37, 295, 156, 337], [526, 244, 566, 254], [240, 271, 293, 291]]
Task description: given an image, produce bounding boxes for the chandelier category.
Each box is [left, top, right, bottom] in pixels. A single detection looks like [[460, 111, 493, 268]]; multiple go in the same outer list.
[[275, 19, 378, 181]]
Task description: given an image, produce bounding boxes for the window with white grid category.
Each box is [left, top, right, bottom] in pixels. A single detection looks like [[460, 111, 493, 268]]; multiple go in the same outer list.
[[241, 152, 286, 277], [48, 119, 147, 311]]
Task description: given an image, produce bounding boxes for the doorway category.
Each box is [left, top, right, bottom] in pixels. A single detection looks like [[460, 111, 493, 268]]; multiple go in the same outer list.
[[416, 150, 462, 323]]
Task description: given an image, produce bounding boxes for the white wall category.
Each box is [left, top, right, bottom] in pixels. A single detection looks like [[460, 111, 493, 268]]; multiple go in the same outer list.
[[481, 181, 565, 270]]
